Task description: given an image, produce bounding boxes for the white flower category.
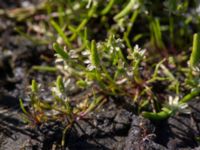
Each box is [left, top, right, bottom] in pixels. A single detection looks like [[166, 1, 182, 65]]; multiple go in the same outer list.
[[116, 78, 127, 85], [69, 50, 79, 58], [87, 64, 96, 71], [84, 59, 91, 64], [167, 96, 190, 114], [134, 44, 146, 56], [51, 86, 62, 98], [168, 95, 179, 106], [82, 50, 90, 56], [127, 44, 146, 60]]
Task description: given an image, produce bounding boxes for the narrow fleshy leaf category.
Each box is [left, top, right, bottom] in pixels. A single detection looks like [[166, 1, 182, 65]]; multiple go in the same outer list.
[[31, 79, 38, 93], [90, 40, 100, 67], [56, 75, 65, 93], [190, 33, 200, 67], [51, 20, 71, 47], [114, 0, 138, 20], [53, 43, 69, 60], [19, 98, 28, 115]]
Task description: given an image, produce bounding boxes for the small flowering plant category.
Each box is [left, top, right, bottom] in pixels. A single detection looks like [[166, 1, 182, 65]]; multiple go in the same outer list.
[[167, 96, 190, 114], [142, 33, 200, 120], [142, 89, 200, 120], [20, 33, 200, 125], [17, 1, 200, 148], [54, 35, 147, 97], [20, 32, 149, 146], [20, 77, 105, 146]]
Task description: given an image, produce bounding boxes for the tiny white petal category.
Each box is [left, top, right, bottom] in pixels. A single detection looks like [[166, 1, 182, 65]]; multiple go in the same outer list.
[[84, 59, 91, 64], [82, 51, 90, 56], [87, 64, 96, 71]]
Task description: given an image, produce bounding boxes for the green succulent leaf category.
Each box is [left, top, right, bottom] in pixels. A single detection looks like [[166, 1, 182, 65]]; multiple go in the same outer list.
[[19, 98, 28, 115], [142, 108, 172, 120], [56, 75, 65, 93], [51, 20, 71, 47], [190, 33, 200, 67], [31, 79, 38, 93], [90, 40, 100, 67], [114, 0, 139, 20], [53, 43, 69, 60]]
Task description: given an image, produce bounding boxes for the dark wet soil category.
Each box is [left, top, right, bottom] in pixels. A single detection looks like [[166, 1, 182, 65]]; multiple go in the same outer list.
[[1, 1, 200, 150]]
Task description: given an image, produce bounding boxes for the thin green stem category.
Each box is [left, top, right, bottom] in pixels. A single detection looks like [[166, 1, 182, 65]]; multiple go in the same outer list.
[[114, 0, 138, 20], [179, 88, 200, 104], [101, 0, 116, 15]]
